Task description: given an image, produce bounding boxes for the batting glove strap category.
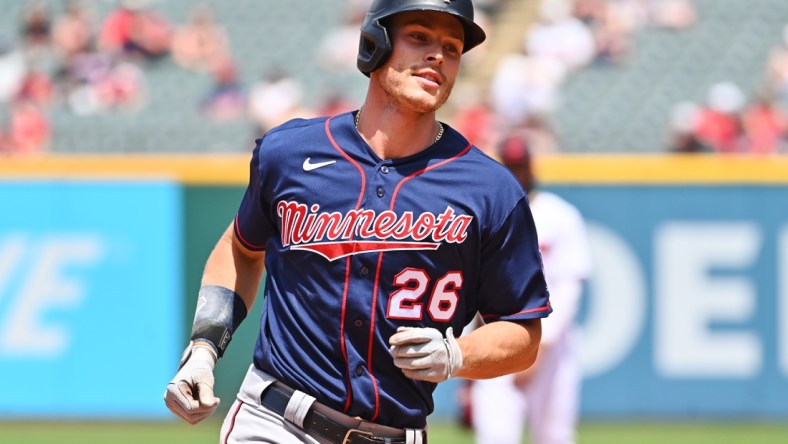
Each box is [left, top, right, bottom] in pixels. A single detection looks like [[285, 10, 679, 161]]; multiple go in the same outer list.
[[191, 320, 232, 358], [177, 340, 218, 370], [444, 327, 463, 378]]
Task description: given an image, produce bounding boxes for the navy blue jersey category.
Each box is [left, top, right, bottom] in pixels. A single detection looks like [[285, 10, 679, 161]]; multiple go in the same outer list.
[[235, 111, 550, 428]]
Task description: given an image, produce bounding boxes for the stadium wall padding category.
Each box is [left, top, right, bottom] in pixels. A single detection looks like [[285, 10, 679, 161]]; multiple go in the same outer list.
[[1, 154, 786, 420]]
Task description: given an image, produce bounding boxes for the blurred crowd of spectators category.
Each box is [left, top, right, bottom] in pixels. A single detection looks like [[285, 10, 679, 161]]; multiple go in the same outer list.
[[2, 0, 155, 152], [1, 0, 786, 155], [446, 0, 700, 157], [668, 82, 787, 155], [463, 0, 787, 156], [0, 0, 243, 153], [670, 19, 788, 155], [667, 23, 788, 155]]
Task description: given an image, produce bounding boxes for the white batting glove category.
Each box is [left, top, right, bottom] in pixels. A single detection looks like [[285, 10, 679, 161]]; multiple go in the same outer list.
[[163, 342, 220, 424], [389, 326, 463, 383]]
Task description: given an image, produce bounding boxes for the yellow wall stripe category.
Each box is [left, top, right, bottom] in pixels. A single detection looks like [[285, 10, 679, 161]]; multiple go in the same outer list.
[[0, 154, 251, 185], [535, 154, 788, 184], [1, 154, 787, 185]]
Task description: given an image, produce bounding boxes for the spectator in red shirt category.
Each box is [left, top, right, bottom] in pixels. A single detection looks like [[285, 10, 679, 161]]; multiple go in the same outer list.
[[7, 100, 51, 154], [99, 0, 171, 62], [694, 82, 745, 153], [15, 69, 55, 107], [742, 93, 787, 155]]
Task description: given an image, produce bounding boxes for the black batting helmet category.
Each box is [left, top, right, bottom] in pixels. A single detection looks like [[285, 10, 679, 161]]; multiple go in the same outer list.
[[357, 0, 487, 76]]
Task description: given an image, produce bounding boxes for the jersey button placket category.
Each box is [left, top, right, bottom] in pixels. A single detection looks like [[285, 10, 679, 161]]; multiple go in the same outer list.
[[355, 365, 365, 376], [371, 162, 392, 204]]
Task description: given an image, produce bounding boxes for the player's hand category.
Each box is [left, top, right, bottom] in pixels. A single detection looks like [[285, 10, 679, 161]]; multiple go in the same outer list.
[[389, 326, 463, 383], [163, 342, 220, 424]]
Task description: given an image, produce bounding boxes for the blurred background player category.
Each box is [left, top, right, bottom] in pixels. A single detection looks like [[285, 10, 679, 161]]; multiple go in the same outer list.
[[470, 132, 592, 444]]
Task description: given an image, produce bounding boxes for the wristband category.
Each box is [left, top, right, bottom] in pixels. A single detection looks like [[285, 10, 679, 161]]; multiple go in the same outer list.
[[190, 285, 248, 357]]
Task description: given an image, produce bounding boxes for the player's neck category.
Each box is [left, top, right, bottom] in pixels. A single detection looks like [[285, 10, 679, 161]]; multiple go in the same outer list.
[[355, 102, 442, 160]]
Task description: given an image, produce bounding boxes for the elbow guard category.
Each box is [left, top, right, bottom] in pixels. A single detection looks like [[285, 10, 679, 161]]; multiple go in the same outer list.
[[190, 285, 248, 357]]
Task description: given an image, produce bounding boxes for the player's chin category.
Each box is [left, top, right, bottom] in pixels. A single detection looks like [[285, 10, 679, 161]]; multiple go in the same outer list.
[[405, 90, 449, 114], [428, 85, 453, 110]]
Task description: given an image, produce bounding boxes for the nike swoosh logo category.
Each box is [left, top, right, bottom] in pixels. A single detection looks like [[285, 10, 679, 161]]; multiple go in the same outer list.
[[303, 158, 336, 171]]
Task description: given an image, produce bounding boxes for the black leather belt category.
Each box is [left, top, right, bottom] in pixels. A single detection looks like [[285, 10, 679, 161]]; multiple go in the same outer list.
[[260, 382, 426, 444]]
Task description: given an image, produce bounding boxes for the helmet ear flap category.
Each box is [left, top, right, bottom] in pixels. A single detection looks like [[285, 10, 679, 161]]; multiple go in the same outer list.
[[357, 20, 392, 76]]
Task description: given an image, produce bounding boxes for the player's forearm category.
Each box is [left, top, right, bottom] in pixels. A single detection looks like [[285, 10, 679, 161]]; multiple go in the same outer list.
[[201, 222, 266, 310], [187, 222, 266, 357], [454, 319, 541, 379]]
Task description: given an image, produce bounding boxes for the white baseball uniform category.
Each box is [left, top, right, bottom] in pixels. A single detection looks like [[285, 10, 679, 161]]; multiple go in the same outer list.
[[471, 190, 592, 444]]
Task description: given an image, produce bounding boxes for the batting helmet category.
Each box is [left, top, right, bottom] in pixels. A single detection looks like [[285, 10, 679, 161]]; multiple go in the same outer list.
[[357, 0, 487, 75]]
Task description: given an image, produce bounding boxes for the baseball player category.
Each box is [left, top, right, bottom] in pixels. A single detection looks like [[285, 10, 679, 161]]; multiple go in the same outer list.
[[163, 1, 552, 443], [470, 133, 592, 444]]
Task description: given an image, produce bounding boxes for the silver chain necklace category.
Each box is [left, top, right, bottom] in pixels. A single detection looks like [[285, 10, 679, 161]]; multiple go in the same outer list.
[[355, 109, 444, 143]]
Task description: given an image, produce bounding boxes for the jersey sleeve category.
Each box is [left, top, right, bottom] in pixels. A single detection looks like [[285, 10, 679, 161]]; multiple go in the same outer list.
[[476, 197, 551, 323], [234, 140, 276, 251]]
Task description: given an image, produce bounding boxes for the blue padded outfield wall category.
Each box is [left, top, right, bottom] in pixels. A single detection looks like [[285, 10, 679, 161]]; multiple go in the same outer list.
[[0, 181, 183, 418], [0, 156, 786, 420], [552, 185, 788, 419]]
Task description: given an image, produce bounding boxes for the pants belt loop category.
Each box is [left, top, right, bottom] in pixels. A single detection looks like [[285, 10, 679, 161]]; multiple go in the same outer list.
[[405, 429, 424, 444], [283, 390, 316, 429]]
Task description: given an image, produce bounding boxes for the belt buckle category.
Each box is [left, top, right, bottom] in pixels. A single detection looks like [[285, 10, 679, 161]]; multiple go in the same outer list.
[[342, 429, 373, 444]]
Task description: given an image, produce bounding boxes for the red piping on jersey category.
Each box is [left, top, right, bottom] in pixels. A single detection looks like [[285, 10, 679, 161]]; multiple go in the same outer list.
[[234, 214, 266, 251], [480, 300, 552, 320], [368, 141, 474, 421], [390, 143, 473, 204], [222, 400, 244, 444], [339, 256, 354, 412], [325, 117, 367, 413], [367, 249, 385, 421]]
